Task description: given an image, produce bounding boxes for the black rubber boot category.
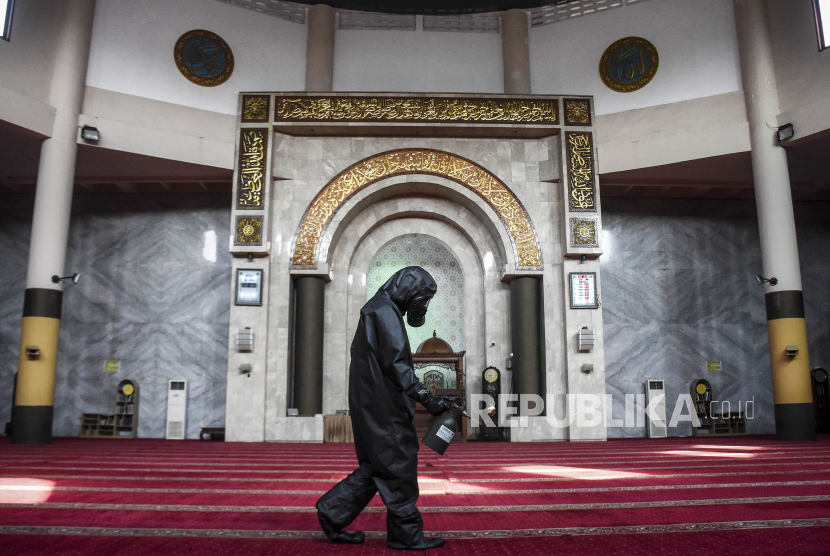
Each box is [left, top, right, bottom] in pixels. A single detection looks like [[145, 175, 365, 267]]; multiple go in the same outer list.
[[329, 530, 366, 544], [388, 536, 446, 550], [317, 511, 366, 544]]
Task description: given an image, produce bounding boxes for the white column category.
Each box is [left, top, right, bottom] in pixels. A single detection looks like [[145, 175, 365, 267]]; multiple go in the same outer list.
[[501, 9, 531, 94], [26, 0, 96, 290], [305, 4, 335, 92], [13, 0, 96, 445], [733, 0, 801, 292], [733, 0, 814, 441]]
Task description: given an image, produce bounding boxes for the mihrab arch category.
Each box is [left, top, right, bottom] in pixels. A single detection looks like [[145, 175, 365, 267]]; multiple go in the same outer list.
[[291, 149, 543, 269]]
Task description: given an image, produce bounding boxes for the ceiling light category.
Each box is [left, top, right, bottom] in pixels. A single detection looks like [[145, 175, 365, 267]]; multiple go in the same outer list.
[[80, 125, 99, 142]]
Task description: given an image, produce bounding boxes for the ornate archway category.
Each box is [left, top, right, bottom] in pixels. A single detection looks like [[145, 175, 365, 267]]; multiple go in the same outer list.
[[291, 149, 543, 269]]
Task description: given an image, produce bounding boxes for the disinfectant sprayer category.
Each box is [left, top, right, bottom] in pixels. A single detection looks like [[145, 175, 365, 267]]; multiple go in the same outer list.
[[422, 400, 469, 455]]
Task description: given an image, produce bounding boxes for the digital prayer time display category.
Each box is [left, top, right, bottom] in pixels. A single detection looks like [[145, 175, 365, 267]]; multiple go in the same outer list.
[[569, 272, 598, 309], [236, 269, 263, 306]]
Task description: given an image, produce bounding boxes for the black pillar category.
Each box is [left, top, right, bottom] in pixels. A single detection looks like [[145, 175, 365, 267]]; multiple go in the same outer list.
[[510, 276, 542, 415], [292, 276, 325, 416]]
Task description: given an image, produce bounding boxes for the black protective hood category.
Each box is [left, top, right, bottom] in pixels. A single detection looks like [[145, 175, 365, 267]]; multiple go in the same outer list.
[[323, 267, 438, 547], [378, 266, 437, 326]]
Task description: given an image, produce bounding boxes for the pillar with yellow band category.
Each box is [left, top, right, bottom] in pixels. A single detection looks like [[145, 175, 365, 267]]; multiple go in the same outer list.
[[765, 290, 815, 441], [733, 0, 816, 441], [12, 288, 62, 444]]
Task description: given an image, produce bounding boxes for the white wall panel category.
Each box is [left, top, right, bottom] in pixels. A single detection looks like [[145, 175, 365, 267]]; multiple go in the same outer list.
[[333, 22, 503, 93], [768, 0, 830, 140], [530, 0, 742, 115], [0, 0, 62, 105], [85, 0, 307, 115]]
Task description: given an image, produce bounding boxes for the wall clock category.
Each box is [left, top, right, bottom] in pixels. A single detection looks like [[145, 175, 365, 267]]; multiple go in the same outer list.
[[480, 366, 504, 441]]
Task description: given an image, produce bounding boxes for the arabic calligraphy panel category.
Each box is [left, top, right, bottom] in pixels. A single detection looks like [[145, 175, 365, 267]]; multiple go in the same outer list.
[[235, 216, 263, 246], [566, 132, 596, 213], [570, 218, 599, 248], [275, 96, 559, 125], [599, 37, 659, 93], [236, 129, 268, 210], [563, 98, 592, 126], [242, 95, 270, 123], [174, 30, 234, 87], [292, 149, 542, 270]]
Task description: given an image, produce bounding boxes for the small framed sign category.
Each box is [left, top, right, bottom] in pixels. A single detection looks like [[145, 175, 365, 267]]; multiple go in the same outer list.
[[236, 269, 263, 306], [706, 360, 722, 373], [569, 272, 598, 309]]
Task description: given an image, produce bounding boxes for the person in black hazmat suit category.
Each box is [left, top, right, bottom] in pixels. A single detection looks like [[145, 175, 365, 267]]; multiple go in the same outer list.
[[316, 266, 452, 550]]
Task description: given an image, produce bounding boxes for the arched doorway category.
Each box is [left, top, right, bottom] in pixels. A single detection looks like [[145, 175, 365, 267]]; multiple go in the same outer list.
[[366, 234, 465, 354]]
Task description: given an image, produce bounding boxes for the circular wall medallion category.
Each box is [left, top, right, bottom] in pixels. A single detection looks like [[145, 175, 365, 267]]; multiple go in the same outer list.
[[599, 36, 658, 93], [174, 30, 234, 87]]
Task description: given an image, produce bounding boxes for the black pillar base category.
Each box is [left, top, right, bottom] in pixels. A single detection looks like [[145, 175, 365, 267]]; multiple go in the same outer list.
[[774, 403, 816, 441], [10, 406, 53, 444], [510, 276, 542, 415], [293, 276, 325, 416]]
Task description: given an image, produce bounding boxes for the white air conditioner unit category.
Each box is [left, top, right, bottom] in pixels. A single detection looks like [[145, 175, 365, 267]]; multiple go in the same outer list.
[[166, 380, 187, 440], [645, 380, 667, 438]]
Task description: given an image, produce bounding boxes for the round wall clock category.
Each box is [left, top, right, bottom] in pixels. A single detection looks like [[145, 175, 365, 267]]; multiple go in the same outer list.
[[174, 29, 234, 87], [599, 36, 658, 93]]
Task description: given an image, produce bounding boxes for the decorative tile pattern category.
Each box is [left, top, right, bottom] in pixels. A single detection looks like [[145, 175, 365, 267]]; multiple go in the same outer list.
[[563, 98, 592, 126], [235, 216, 262, 245], [291, 149, 542, 269], [566, 132, 596, 212], [570, 218, 599, 247], [236, 130, 267, 209], [366, 235, 465, 352], [275, 96, 558, 125], [241, 95, 270, 123]]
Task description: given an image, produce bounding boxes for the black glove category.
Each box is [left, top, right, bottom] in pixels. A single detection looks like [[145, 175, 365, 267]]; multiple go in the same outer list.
[[411, 385, 452, 416]]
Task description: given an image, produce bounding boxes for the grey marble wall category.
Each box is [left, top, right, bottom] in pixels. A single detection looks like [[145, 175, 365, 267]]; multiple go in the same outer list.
[[601, 198, 830, 437], [0, 195, 231, 439]]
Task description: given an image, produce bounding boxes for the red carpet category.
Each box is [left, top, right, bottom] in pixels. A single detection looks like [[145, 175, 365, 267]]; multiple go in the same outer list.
[[1, 435, 829, 555]]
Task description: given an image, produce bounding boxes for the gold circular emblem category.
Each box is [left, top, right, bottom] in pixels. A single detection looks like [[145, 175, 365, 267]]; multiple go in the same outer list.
[[123, 384, 134, 396], [242, 224, 254, 237], [599, 37, 659, 93], [696, 384, 707, 395], [174, 30, 234, 87], [579, 227, 590, 238]]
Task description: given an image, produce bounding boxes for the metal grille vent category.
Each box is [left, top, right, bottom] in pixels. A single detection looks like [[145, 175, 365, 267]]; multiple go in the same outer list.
[[339, 12, 416, 31], [167, 421, 184, 439], [649, 423, 667, 437], [213, 0, 305, 24], [532, 0, 647, 27], [423, 15, 500, 33]]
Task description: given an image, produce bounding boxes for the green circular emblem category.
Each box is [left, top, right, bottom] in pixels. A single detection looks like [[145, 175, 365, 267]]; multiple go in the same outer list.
[[174, 30, 234, 87], [599, 37, 658, 93]]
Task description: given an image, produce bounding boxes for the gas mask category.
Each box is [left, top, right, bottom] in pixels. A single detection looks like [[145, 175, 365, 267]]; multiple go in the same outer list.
[[406, 294, 432, 328]]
